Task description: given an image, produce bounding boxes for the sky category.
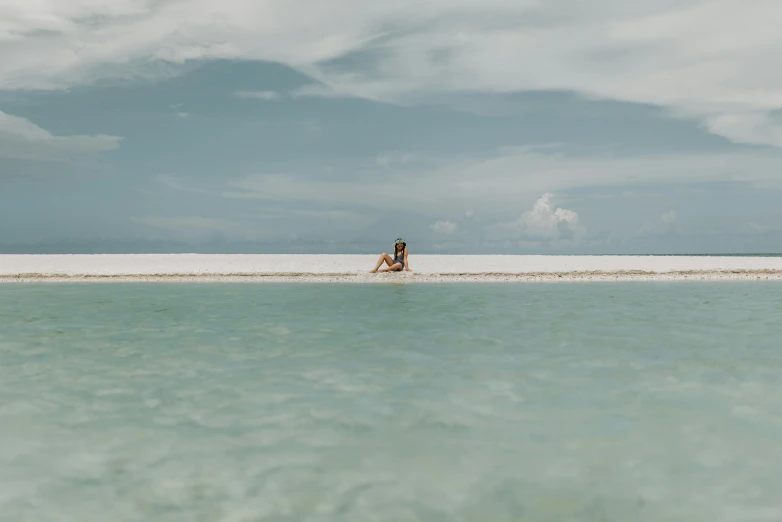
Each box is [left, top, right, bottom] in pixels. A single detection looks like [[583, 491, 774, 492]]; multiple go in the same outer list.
[[2, 0, 782, 254]]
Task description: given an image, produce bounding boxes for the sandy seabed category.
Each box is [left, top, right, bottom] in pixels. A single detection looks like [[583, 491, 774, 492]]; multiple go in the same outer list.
[[2, 254, 782, 283]]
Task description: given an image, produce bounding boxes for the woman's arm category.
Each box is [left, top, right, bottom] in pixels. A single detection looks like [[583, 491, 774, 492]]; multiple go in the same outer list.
[[404, 248, 411, 271]]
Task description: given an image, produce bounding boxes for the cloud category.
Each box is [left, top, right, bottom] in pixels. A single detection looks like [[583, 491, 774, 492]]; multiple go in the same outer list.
[[131, 215, 236, 232], [234, 90, 280, 100], [244, 207, 375, 228], [698, 110, 782, 149], [430, 220, 457, 234], [289, 83, 360, 100], [301, 120, 323, 134], [499, 193, 585, 241], [0, 111, 121, 160], [156, 174, 212, 195], [0, 1, 368, 91], [217, 146, 782, 218], [176, 112, 189, 118], [376, 152, 414, 168], [744, 219, 782, 235], [659, 210, 677, 232], [637, 210, 679, 237], [130, 215, 270, 240], [3, 1, 782, 146]]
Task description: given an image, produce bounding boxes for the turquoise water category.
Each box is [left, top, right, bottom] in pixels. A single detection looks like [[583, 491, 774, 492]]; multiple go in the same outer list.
[[2, 283, 782, 522]]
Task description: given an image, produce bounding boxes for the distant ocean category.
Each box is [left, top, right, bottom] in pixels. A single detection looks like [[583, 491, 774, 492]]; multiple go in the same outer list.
[[639, 253, 782, 257], [2, 282, 782, 521]]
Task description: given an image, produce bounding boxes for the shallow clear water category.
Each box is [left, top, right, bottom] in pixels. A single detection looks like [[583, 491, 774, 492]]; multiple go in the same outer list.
[[1, 282, 782, 522]]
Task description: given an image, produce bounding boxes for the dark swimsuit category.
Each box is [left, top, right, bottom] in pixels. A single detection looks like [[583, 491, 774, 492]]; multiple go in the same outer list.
[[393, 250, 404, 267]]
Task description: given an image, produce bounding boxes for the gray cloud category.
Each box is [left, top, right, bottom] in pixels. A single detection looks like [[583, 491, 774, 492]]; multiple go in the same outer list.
[[2, 1, 782, 147], [0, 111, 121, 161], [150, 145, 782, 227], [130, 215, 271, 240]]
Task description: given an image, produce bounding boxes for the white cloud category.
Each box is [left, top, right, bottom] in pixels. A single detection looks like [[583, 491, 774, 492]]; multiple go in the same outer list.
[[289, 83, 348, 99], [464, 209, 475, 219], [2, 1, 782, 146], [430, 220, 457, 234], [0, 110, 121, 160], [234, 90, 280, 100], [500, 193, 585, 241], [699, 110, 782, 149], [659, 210, 677, 231], [637, 210, 679, 237], [176, 112, 189, 118]]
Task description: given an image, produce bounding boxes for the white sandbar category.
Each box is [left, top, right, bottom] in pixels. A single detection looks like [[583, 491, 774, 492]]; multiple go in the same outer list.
[[2, 254, 782, 282]]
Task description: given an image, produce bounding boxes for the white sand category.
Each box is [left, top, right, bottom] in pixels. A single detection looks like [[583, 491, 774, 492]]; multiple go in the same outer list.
[[2, 254, 782, 282]]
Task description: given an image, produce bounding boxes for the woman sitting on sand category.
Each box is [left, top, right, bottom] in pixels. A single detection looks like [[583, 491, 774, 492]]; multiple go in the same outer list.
[[370, 238, 412, 273]]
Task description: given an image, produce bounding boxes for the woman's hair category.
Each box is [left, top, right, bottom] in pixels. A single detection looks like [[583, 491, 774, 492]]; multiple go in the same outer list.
[[394, 242, 406, 256]]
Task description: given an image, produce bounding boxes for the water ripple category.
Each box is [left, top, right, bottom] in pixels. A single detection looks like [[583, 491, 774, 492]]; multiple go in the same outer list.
[[1, 282, 782, 521]]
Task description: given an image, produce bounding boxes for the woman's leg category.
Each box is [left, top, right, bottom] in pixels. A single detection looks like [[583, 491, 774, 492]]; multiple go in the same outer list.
[[370, 253, 395, 272], [378, 262, 403, 272]]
